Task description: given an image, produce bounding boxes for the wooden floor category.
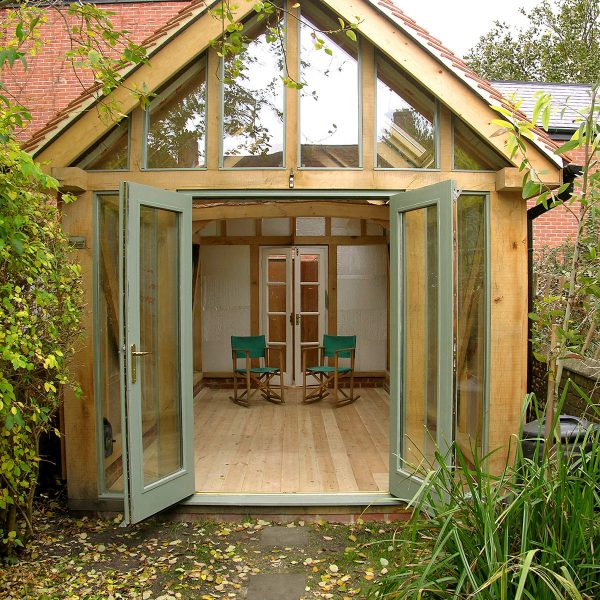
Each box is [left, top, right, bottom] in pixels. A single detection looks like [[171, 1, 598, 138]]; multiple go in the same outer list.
[[194, 387, 390, 493]]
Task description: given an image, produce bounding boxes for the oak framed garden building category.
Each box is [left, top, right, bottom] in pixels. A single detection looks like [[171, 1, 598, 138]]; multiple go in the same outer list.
[[25, 0, 565, 523]]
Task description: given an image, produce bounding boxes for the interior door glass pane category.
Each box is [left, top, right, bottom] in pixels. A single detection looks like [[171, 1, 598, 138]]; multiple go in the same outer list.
[[300, 255, 319, 282], [301, 315, 319, 343], [402, 207, 438, 468], [223, 15, 285, 168], [268, 343, 286, 371], [302, 346, 319, 369], [376, 54, 437, 169], [268, 284, 286, 313], [269, 314, 287, 343], [146, 60, 207, 169], [456, 195, 486, 463], [139, 206, 182, 486], [268, 256, 287, 282], [98, 195, 123, 493], [301, 284, 319, 312], [300, 10, 359, 168]]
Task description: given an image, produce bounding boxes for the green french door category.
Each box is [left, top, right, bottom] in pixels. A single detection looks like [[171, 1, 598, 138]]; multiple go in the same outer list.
[[120, 182, 194, 525], [389, 181, 456, 501]]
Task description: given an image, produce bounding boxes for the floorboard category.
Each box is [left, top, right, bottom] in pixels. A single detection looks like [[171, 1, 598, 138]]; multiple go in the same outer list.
[[194, 387, 390, 493]]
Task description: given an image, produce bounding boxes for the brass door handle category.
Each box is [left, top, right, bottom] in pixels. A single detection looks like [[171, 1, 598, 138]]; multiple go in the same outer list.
[[131, 344, 150, 384]]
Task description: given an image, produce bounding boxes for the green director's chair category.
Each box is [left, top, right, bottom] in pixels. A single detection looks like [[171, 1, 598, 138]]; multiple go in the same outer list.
[[302, 334, 359, 408], [230, 335, 285, 407]]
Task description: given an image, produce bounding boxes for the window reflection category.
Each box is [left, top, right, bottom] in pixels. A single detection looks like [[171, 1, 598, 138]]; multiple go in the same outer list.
[[453, 117, 510, 171], [300, 9, 360, 168], [376, 55, 437, 169], [223, 16, 285, 168], [456, 194, 487, 463], [145, 59, 207, 169], [75, 119, 129, 170]]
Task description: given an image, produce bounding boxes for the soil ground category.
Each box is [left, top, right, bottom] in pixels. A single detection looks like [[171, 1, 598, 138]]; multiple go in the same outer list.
[[0, 496, 411, 599]]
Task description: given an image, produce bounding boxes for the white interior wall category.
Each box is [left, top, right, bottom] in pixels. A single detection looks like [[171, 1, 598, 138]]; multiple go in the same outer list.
[[200, 246, 251, 372], [337, 245, 387, 372]]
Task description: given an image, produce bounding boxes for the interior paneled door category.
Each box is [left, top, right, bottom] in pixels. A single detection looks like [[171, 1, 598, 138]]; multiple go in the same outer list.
[[389, 181, 456, 501], [120, 182, 194, 525], [261, 247, 327, 385]]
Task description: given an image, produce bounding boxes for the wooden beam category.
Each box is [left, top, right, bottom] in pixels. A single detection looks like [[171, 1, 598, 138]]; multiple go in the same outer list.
[[328, 244, 337, 337], [81, 168, 499, 192], [361, 41, 376, 169], [487, 190, 528, 473], [51, 167, 88, 193], [439, 105, 453, 171], [206, 47, 221, 171], [284, 0, 300, 171], [192, 200, 389, 221]]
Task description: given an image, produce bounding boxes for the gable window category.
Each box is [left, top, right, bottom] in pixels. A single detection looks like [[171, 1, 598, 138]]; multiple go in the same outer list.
[[222, 13, 285, 168], [144, 58, 207, 169], [299, 6, 360, 168], [453, 116, 510, 171], [376, 54, 438, 169], [73, 118, 129, 171]]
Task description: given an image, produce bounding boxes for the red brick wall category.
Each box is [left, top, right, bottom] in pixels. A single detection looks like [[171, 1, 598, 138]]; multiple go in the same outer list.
[[1, 2, 191, 139], [529, 146, 586, 249]]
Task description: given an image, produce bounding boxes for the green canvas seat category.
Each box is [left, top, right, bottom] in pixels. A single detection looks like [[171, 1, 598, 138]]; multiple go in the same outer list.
[[231, 335, 284, 407], [303, 335, 359, 407]]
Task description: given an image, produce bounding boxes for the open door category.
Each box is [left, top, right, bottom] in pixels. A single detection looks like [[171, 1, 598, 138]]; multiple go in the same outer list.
[[389, 181, 456, 501], [120, 182, 194, 524]]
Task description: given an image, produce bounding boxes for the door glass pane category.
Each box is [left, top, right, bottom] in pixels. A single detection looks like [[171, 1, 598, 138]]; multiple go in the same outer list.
[[300, 255, 319, 282], [269, 314, 287, 343], [268, 256, 287, 282], [146, 59, 207, 169], [139, 206, 182, 486], [456, 195, 486, 463], [301, 284, 319, 312], [300, 10, 359, 167], [376, 54, 437, 169], [97, 195, 123, 493], [268, 284, 286, 313], [301, 315, 319, 343], [223, 15, 285, 168], [402, 206, 438, 468]]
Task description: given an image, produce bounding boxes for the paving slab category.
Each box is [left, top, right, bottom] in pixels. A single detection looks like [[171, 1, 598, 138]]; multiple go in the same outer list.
[[246, 573, 307, 600], [259, 525, 309, 547]]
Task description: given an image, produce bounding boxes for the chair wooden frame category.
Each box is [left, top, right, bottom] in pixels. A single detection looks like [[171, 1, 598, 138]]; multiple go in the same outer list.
[[302, 335, 359, 408], [230, 335, 285, 408]]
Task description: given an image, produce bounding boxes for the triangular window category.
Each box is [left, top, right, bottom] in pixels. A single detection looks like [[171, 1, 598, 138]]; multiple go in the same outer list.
[[453, 116, 510, 171], [73, 118, 129, 170], [376, 54, 437, 169], [222, 12, 285, 168], [300, 4, 360, 168], [144, 58, 207, 169]]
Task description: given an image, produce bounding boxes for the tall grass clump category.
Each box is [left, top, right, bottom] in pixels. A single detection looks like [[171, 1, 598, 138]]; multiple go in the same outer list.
[[368, 386, 600, 599]]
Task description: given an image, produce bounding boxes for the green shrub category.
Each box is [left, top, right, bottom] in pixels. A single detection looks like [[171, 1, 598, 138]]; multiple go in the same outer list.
[[368, 386, 600, 599], [0, 116, 83, 558]]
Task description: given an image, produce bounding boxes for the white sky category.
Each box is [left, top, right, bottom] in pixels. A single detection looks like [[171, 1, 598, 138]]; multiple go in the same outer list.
[[394, 0, 541, 57]]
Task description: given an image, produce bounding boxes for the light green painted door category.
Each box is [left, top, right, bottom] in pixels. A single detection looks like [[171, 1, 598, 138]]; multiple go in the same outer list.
[[389, 181, 456, 502], [120, 182, 194, 525]]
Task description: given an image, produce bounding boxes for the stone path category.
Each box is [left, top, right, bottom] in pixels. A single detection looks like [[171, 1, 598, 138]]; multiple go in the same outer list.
[[246, 526, 309, 600]]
